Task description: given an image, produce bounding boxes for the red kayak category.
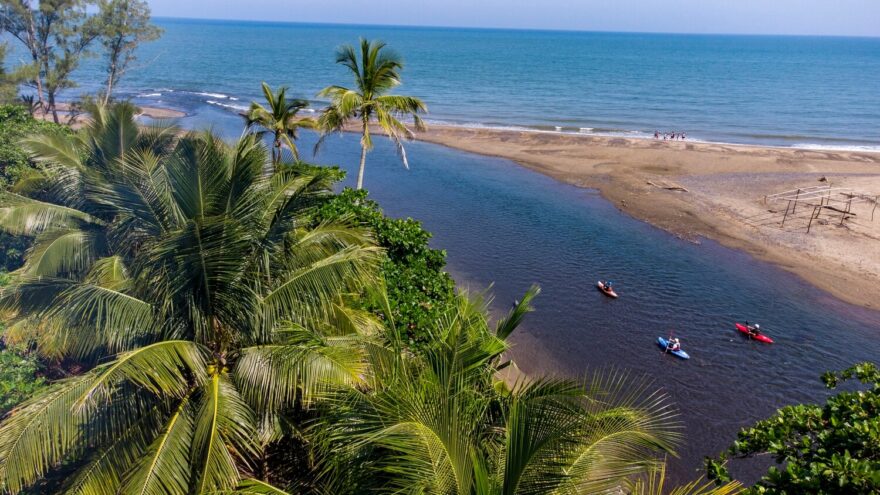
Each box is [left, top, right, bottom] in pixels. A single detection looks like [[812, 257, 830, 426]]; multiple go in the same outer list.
[[597, 281, 618, 298], [735, 323, 774, 344]]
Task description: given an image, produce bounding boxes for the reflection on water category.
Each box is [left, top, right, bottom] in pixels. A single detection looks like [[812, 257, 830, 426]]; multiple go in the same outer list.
[[176, 107, 880, 483]]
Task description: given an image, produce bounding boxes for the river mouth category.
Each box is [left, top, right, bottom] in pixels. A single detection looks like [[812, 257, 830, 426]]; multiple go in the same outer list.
[[171, 108, 880, 484]]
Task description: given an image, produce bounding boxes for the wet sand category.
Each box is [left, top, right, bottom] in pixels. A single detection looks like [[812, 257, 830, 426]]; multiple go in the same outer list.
[[413, 126, 880, 310]]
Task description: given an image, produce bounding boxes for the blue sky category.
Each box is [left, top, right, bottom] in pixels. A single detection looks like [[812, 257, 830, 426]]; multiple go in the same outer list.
[[145, 0, 880, 37]]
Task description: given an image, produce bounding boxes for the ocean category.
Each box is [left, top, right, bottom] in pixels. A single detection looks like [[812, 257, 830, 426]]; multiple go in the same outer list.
[[21, 17, 880, 150]]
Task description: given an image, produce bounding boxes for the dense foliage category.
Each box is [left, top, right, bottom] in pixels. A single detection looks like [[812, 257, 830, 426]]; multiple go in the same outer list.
[[0, 105, 70, 270], [0, 0, 162, 120], [0, 103, 382, 493], [0, 105, 69, 187], [707, 362, 880, 494], [0, 44, 20, 103], [0, 345, 44, 416], [316, 188, 455, 346]]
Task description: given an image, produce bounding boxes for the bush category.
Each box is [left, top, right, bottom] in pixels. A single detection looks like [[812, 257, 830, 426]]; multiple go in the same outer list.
[[316, 188, 456, 346], [0, 346, 46, 416], [707, 362, 880, 494]]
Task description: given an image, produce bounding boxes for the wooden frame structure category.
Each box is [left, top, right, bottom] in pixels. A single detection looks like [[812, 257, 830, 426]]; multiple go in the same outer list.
[[755, 185, 878, 233]]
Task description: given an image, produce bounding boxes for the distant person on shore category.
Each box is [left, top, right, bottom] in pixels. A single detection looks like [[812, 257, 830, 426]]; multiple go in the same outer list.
[[654, 131, 660, 139]]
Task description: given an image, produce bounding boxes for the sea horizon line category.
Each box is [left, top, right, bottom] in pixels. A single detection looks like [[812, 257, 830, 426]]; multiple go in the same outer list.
[[151, 16, 880, 40]]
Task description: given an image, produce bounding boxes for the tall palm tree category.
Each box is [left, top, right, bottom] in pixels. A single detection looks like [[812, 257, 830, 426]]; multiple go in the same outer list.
[[0, 102, 382, 494], [318, 38, 427, 190], [245, 82, 316, 165], [307, 288, 686, 494]]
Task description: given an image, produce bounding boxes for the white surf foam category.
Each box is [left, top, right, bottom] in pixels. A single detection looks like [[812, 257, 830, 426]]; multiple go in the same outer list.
[[207, 100, 248, 112], [195, 91, 229, 99]]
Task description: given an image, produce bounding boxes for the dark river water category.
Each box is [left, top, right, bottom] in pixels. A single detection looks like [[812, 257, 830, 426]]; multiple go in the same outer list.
[[174, 105, 880, 483]]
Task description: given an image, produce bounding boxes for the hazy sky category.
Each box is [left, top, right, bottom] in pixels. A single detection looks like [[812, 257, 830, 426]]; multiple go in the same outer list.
[[145, 0, 880, 37]]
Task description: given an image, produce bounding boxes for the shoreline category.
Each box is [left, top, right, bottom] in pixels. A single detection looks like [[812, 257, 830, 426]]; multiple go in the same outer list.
[[64, 102, 879, 310], [34, 103, 186, 126], [412, 124, 880, 310]]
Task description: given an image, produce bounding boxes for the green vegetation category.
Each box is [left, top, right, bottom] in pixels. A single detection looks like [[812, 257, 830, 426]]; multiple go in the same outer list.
[[316, 188, 455, 346], [0, 104, 70, 270], [245, 82, 316, 165], [0, 44, 22, 103], [0, 105, 69, 187], [0, 346, 45, 416], [96, 0, 163, 104], [318, 38, 427, 190], [0, 0, 162, 120], [707, 362, 880, 494]]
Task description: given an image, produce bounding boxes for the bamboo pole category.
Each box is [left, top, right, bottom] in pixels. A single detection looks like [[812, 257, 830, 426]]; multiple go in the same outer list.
[[807, 205, 821, 233], [782, 200, 792, 226]]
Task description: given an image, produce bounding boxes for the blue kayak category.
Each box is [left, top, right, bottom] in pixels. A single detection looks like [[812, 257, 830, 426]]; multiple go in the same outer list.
[[658, 337, 690, 360]]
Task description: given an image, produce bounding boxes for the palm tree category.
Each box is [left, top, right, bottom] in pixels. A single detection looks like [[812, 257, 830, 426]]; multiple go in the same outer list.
[[318, 38, 427, 190], [0, 102, 382, 494], [307, 288, 687, 494], [246, 82, 316, 166]]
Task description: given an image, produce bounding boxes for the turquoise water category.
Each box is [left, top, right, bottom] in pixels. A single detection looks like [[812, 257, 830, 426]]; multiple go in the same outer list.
[[33, 17, 880, 149]]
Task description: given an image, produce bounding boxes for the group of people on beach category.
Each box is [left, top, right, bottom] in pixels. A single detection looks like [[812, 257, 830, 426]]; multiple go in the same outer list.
[[654, 131, 686, 140]]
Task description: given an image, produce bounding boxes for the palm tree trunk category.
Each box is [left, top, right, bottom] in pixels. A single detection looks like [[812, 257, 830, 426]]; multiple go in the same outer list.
[[356, 143, 368, 190]]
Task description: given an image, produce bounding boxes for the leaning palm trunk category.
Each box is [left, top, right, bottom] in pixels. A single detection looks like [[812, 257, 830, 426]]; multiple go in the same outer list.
[[357, 137, 369, 190]]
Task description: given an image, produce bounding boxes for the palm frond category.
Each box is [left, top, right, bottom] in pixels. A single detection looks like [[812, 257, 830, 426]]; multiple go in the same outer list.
[[0, 375, 94, 494], [261, 245, 382, 329], [229, 478, 293, 494], [192, 375, 258, 494], [22, 228, 104, 277], [627, 461, 744, 495], [63, 402, 167, 495], [74, 341, 207, 410], [235, 321, 371, 412], [120, 389, 198, 495], [0, 192, 100, 236]]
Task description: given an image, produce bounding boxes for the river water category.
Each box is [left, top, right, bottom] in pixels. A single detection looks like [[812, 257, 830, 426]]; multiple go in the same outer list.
[[169, 104, 880, 483]]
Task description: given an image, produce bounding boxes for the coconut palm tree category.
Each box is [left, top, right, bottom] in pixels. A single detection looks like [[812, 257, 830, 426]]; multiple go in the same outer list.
[[306, 288, 686, 494], [246, 82, 316, 166], [0, 102, 383, 494], [318, 38, 427, 190]]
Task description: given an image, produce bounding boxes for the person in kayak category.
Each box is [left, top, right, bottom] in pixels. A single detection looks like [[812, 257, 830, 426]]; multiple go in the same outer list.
[[669, 338, 681, 351], [604, 281, 613, 291], [748, 323, 761, 336]]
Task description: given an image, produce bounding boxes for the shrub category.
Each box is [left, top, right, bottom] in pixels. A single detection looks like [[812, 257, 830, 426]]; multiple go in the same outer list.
[[707, 362, 880, 494], [316, 188, 456, 346]]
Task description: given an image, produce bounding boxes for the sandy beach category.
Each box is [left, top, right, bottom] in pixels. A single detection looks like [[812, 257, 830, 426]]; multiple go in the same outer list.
[[413, 126, 880, 310], [35, 103, 186, 126]]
